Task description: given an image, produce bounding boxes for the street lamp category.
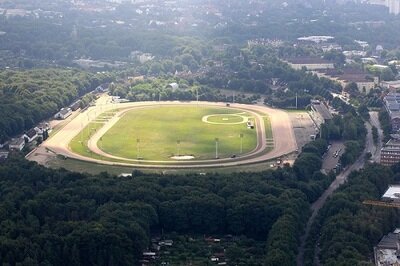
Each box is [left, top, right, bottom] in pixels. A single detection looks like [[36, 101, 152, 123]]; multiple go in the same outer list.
[[80, 122, 83, 144], [177, 140, 181, 156], [239, 133, 243, 154], [215, 138, 219, 159]]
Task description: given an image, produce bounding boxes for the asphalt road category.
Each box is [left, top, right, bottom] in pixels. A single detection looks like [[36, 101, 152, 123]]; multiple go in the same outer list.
[[296, 121, 376, 266], [369, 111, 383, 162]]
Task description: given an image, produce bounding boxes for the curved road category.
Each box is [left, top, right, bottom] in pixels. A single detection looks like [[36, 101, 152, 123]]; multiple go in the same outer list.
[[37, 95, 297, 168]]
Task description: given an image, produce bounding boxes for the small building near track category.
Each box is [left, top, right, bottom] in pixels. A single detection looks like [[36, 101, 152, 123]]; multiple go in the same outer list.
[[54, 108, 72, 120], [310, 100, 333, 127], [9, 138, 25, 151], [24, 128, 38, 143]]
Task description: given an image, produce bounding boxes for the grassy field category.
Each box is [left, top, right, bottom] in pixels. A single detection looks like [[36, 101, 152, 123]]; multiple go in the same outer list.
[[99, 106, 257, 160], [70, 122, 106, 160], [47, 156, 277, 175], [264, 116, 273, 139]]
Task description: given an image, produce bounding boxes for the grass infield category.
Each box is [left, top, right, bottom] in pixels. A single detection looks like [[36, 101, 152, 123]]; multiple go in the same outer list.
[[99, 106, 257, 160]]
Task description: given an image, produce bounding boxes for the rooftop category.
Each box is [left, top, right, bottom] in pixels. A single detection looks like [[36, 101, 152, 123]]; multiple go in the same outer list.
[[297, 36, 334, 43], [9, 138, 24, 146], [382, 185, 400, 201], [286, 57, 333, 65], [311, 101, 333, 120], [25, 128, 37, 139], [60, 108, 71, 116]]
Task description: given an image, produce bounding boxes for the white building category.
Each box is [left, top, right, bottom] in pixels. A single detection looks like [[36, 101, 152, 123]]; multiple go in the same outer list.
[[23, 128, 38, 143], [364, 0, 400, 15], [9, 138, 25, 151], [297, 36, 334, 43], [285, 57, 334, 70], [54, 108, 72, 120], [382, 185, 400, 202]]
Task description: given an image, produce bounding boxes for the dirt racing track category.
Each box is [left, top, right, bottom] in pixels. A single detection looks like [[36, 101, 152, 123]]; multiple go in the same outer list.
[[32, 96, 298, 169]]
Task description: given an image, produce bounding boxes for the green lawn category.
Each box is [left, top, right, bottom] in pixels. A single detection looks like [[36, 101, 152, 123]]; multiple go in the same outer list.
[[99, 106, 257, 160], [69, 122, 105, 160], [264, 116, 273, 139]]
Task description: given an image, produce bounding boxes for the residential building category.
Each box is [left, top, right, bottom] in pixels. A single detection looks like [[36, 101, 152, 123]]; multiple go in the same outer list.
[[343, 50, 367, 58], [247, 38, 284, 48], [365, 0, 400, 15], [361, 57, 378, 64], [54, 108, 72, 120], [296, 36, 334, 43], [381, 138, 400, 166], [24, 128, 38, 143], [374, 228, 400, 266], [0, 150, 9, 161], [381, 80, 400, 91], [0, 141, 7, 149], [9, 138, 25, 151], [382, 185, 400, 202], [69, 100, 81, 111], [315, 69, 378, 94], [339, 75, 377, 94], [285, 57, 334, 70], [384, 92, 400, 131]]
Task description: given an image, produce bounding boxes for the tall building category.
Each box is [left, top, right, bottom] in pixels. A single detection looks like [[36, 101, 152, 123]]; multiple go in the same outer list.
[[363, 0, 400, 15], [380, 138, 400, 166], [387, 0, 400, 15]]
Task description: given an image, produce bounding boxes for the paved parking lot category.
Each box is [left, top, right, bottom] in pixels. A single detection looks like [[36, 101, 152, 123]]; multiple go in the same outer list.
[[322, 141, 345, 172]]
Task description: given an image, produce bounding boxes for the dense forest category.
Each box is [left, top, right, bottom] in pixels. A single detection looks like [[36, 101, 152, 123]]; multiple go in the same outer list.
[[0, 69, 113, 141], [304, 163, 400, 265], [109, 77, 259, 104], [0, 139, 333, 265], [1, 0, 400, 264]]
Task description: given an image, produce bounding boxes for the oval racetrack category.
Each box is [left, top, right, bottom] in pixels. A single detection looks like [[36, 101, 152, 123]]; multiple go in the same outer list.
[[40, 95, 298, 168]]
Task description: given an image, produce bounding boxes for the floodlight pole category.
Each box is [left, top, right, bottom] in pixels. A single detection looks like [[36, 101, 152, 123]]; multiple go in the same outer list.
[[240, 133, 243, 154], [80, 122, 83, 144], [215, 138, 219, 159], [136, 138, 140, 160]]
